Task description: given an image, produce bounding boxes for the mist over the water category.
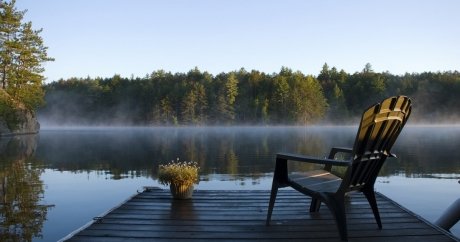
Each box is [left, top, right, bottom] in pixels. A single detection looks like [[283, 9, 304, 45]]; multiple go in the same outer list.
[[37, 89, 141, 127]]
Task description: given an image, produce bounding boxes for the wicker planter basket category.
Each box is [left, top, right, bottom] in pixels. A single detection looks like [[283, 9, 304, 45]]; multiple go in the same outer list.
[[170, 183, 194, 199]]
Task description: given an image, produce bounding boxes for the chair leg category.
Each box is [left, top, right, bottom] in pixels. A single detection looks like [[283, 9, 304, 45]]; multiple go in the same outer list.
[[364, 189, 382, 229], [310, 198, 321, 212], [266, 182, 279, 225], [267, 157, 288, 226], [327, 196, 348, 241]]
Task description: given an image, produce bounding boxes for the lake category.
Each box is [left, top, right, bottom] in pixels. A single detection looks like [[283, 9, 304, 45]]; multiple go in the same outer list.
[[1, 126, 460, 241]]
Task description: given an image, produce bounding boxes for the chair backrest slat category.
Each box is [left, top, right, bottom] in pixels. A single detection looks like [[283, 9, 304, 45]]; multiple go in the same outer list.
[[345, 96, 411, 191]]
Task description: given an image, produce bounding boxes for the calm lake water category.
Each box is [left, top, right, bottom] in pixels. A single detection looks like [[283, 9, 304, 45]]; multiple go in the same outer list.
[[1, 126, 460, 241]]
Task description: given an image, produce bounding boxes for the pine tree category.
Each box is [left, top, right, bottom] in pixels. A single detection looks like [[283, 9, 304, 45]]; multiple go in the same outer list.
[[0, 0, 53, 110]]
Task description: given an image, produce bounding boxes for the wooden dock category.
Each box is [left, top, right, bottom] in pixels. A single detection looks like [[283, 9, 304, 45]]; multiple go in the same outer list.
[[62, 188, 459, 242]]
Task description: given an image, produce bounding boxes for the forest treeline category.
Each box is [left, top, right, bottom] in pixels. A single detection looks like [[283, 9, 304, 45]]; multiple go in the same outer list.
[[39, 64, 460, 125]]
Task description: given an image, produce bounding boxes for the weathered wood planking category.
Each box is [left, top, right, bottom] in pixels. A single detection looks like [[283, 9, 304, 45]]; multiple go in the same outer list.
[[63, 188, 459, 242]]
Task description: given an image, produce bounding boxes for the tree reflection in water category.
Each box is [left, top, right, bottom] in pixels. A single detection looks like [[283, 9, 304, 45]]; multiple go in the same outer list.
[[0, 135, 52, 242], [22, 126, 460, 180]]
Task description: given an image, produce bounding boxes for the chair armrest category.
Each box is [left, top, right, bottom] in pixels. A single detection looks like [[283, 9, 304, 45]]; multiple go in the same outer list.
[[276, 152, 351, 167]]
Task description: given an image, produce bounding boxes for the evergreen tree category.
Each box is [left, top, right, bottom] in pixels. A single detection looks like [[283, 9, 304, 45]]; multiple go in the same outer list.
[[0, 0, 53, 110], [215, 73, 238, 123]]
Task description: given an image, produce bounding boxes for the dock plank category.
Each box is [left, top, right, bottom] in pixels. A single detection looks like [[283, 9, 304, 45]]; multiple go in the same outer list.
[[62, 188, 459, 242]]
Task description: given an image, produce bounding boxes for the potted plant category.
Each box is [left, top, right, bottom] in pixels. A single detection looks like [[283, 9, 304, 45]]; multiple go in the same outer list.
[[158, 158, 200, 199]]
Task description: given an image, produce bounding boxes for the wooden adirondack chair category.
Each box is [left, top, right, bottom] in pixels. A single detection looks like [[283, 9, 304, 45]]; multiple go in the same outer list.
[[266, 96, 412, 241]]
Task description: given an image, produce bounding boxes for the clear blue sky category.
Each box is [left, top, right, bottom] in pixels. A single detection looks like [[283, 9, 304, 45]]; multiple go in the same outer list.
[[16, 0, 460, 82]]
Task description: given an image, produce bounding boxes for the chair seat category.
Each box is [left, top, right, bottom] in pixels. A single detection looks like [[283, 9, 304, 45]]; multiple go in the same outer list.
[[289, 170, 342, 193]]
